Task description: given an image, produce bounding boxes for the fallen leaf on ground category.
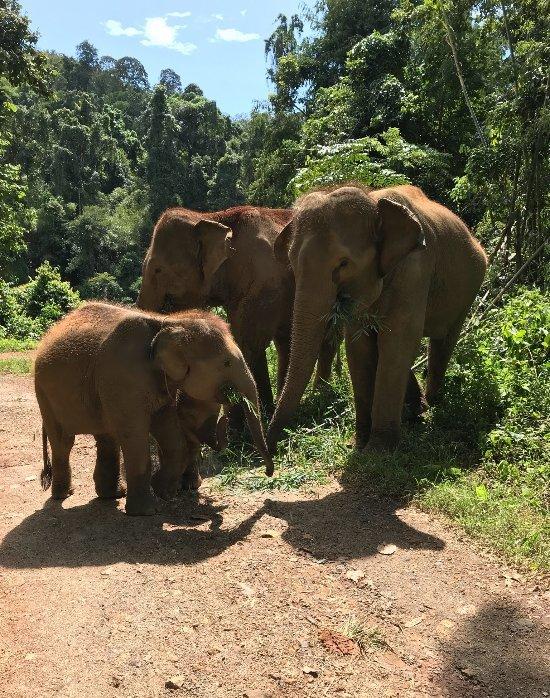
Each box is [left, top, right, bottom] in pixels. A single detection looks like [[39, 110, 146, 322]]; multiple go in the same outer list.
[[237, 582, 255, 597], [302, 666, 319, 677], [436, 619, 456, 635], [260, 530, 280, 538], [345, 569, 365, 583], [165, 675, 185, 690], [318, 628, 360, 656], [457, 604, 476, 616], [510, 617, 535, 632], [403, 617, 423, 628], [25, 475, 36, 482], [377, 543, 397, 556], [457, 663, 479, 679]]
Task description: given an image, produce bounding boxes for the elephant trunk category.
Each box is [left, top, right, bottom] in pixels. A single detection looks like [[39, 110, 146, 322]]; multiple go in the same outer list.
[[137, 262, 165, 311], [267, 277, 337, 452], [234, 365, 274, 476]]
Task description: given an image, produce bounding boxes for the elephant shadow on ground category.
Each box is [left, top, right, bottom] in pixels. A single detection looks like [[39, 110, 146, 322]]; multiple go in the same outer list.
[[263, 486, 444, 561], [0, 482, 444, 571], [438, 601, 549, 697], [0, 492, 265, 570]]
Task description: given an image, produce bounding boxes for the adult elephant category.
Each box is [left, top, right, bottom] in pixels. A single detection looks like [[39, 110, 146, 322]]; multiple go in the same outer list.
[[137, 206, 338, 414], [267, 184, 487, 452]]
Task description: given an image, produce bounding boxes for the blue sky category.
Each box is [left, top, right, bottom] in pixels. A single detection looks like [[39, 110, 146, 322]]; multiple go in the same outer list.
[[19, 1, 313, 116]]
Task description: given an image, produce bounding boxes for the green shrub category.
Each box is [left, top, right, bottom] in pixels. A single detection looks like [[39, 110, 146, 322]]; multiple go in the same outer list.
[[80, 272, 125, 302], [19, 261, 80, 322], [0, 262, 80, 340]]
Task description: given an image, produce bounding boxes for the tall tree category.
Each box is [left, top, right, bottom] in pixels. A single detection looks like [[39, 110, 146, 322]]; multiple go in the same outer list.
[[145, 85, 181, 220]]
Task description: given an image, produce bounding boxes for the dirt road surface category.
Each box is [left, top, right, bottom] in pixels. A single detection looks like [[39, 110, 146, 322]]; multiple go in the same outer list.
[[1, 374, 548, 697]]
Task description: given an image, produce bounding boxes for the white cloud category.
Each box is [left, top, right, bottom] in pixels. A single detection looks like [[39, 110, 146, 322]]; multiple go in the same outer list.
[[240, 9, 247, 16], [216, 27, 260, 42], [167, 11, 192, 18], [104, 19, 142, 37], [212, 13, 224, 21], [141, 16, 197, 54]]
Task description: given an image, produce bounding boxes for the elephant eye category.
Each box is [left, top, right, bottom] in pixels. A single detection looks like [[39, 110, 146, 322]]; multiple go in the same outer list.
[[154, 267, 162, 274], [338, 259, 349, 269], [224, 359, 231, 368]]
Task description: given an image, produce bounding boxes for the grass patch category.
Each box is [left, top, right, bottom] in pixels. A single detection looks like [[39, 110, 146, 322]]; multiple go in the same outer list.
[[0, 338, 38, 352], [340, 615, 388, 653], [0, 356, 33, 374]]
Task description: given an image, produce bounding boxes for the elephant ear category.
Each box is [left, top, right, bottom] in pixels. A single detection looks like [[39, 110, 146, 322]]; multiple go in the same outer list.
[[377, 197, 426, 276], [151, 327, 190, 383], [195, 219, 233, 289], [273, 220, 293, 266]]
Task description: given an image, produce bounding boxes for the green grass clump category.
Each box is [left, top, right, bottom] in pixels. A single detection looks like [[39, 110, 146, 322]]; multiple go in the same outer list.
[[0, 357, 33, 374], [0, 338, 38, 352]]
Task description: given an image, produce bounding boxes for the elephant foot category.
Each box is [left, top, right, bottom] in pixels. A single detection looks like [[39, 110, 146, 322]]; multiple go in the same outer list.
[[51, 483, 74, 500], [94, 478, 126, 499], [363, 428, 400, 454], [125, 491, 162, 516], [181, 468, 202, 491], [151, 472, 180, 501], [95, 479, 127, 500]]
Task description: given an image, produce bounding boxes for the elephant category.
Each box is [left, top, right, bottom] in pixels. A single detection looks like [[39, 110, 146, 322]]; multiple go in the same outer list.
[[176, 393, 229, 491], [137, 205, 340, 415], [267, 184, 487, 453], [34, 302, 273, 515]]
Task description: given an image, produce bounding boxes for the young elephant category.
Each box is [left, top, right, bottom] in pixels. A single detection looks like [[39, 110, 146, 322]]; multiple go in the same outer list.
[[176, 393, 228, 491], [137, 206, 340, 413], [268, 184, 487, 453], [35, 302, 273, 515]]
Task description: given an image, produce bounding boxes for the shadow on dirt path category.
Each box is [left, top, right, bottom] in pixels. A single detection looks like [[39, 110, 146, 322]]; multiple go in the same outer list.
[[264, 488, 444, 561], [0, 485, 443, 570], [439, 601, 550, 697]]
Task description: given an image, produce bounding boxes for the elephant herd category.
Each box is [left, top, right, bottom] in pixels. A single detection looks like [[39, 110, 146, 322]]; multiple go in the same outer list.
[[35, 183, 487, 515]]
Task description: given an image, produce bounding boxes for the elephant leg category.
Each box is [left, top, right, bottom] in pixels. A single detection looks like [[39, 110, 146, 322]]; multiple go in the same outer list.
[[150, 406, 186, 501], [117, 426, 160, 516], [313, 326, 342, 389], [248, 348, 274, 415], [94, 435, 126, 499], [404, 370, 427, 421], [49, 432, 75, 500], [345, 325, 378, 450], [368, 322, 424, 451], [230, 306, 275, 416], [425, 317, 465, 406], [181, 443, 202, 491]]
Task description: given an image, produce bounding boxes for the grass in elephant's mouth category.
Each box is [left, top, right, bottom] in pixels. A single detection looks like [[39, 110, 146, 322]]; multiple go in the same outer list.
[[324, 293, 386, 343]]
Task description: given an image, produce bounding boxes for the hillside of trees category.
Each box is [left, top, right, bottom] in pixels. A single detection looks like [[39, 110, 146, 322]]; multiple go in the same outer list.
[[1, 1, 548, 319]]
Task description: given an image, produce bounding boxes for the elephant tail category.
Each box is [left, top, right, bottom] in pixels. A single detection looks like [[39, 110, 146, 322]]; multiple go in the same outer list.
[[40, 424, 52, 490]]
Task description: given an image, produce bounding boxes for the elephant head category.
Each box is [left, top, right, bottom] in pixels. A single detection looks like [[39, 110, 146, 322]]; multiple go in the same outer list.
[[151, 312, 273, 475], [268, 185, 426, 450], [138, 213, 233, 311]]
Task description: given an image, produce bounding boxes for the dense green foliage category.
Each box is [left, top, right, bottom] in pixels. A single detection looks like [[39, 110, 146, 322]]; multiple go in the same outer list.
[[0, 1, 548, 567]]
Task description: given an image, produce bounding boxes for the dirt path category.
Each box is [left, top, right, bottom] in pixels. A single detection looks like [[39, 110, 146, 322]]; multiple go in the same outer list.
[[0, 375, 548, 698]]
